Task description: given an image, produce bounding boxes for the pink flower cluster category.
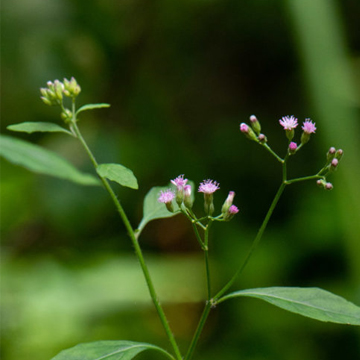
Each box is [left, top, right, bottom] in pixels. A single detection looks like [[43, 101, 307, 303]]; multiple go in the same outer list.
[[279, 116, 316, 134]]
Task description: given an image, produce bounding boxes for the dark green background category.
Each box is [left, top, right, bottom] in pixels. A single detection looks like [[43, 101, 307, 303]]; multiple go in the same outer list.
[[1, 0, 360, 359]]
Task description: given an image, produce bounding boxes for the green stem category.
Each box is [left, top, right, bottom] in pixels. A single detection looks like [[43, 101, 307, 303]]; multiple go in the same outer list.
[[204, 250, 211, 300], [285, 174, 323, 185], [261, 143, 284, 163], [184, 301, 212, 360], [191, 222, 206, 249], [204, 221, 213, 299], [71, 121, 182, 360], [214, 182, 286, 301]]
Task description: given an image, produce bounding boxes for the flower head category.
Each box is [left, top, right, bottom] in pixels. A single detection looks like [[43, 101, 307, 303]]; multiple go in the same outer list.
[[279, 115, 298, 130], [171, 174, 188, 189], [198, 179, 220, 194], [158, 189, 175, 204], [302, 119, 316, 134]]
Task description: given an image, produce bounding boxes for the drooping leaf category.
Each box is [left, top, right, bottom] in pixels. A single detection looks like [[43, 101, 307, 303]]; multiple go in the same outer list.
[[7, 122, 72, 135], [51, 340, 175, 360], [97, 163, 138, 189], [137, 181, 195, 233], [76, 103, 110, 116], [219, 287, 360, 325], [0, 135, 100, 186]]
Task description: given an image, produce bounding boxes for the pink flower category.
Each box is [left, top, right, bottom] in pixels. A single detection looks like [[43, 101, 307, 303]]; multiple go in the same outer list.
[[279, 115, 298, 130], [198, 179, 220, 194], [158, 189, 175, 204], [229, 205, 239, 214], [302, 119, 316, 134], [171, 174, 188, 190]]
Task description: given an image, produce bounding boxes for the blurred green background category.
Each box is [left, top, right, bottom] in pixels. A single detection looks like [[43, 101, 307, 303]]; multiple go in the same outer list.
[[1, 0, 360, 359]]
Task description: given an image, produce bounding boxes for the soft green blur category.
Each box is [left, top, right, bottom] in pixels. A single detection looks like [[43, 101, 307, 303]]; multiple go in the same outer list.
[[1, 0, 359, 359]]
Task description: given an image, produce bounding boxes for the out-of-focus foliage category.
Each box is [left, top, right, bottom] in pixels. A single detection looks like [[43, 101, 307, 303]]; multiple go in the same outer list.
[[1, 0, 359, 360]]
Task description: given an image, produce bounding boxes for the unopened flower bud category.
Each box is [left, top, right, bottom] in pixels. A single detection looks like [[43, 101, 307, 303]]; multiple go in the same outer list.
[[223, 205, 239, 221], [221, 191, 235, 215], [330, 158, 338, 170], [40, 97, 52, 106], [61, 108, 73, 123], [289, 142, 297, 155], [183, 185, 193, 208], [335, 149, 343, 160], [53, 80, 64, 100], [249, 115, 261, 135], [240, 123, 258, 142], [325, 182, 333, 190], [258, 134, 267, 144], [327, 147, 336, 161], [316, 179, 326, 188], [63, 77, 81, 97]]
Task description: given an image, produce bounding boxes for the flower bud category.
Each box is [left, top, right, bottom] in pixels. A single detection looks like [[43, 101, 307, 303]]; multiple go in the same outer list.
[[288, 142, 297, 155], [327, 147, 336, 162], [63, 77, 81, 97], [325, 182, 333, 190], [335, 149, 343, 160], [61, 108, 73, 123], [258, 134, 267, 144], [240, 123, 258, 142], [53, 80, 64, 101], [249, 115, 261, 135], [183, 185, 193, 208], [316, 179, 326, 188], [223, 205, 239, 221], [221, 191, 235, 215], [40, 96, 53, 106]]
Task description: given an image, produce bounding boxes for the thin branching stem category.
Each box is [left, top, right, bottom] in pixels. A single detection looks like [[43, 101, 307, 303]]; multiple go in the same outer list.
[[71, 119, 182, 360]]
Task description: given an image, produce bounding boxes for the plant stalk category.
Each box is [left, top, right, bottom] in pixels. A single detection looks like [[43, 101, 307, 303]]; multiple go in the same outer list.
[[72, 121, 182, 360]]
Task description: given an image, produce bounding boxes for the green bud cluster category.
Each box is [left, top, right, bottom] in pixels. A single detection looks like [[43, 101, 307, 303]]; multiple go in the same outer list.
[[63, 77, 81, 98], [40, 77, 81, 107], [40, 80, 64, 106]]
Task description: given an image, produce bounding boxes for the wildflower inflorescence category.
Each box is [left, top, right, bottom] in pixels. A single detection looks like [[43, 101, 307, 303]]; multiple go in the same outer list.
[[158, 176, 238, 223], [239, 114, 343, 190]]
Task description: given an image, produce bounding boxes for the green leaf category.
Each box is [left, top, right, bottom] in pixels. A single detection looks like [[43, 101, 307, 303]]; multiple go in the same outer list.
[[220, 287, 360, 325], [137, 181, 195, 233], [97, 163, 138, 189], [51, 340, 175, 360], [7, 122, 72, 135], [0, 135, 100, 186], [76, 103, 110, 116]]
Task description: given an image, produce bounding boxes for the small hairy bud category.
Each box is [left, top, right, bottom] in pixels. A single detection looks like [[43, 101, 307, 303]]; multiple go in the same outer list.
[[249, 115, 261, 135]]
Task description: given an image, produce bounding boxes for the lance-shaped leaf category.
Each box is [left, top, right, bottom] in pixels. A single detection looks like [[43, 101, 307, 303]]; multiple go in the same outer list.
[[76, 103, 110, 116], [7, 122, 72, 135], [97, 163, 138, 189], [0, 135, 100, 186], [137, 181, 195, 233], [219, 287, 360, 325], [50, 340, 175, 360]]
